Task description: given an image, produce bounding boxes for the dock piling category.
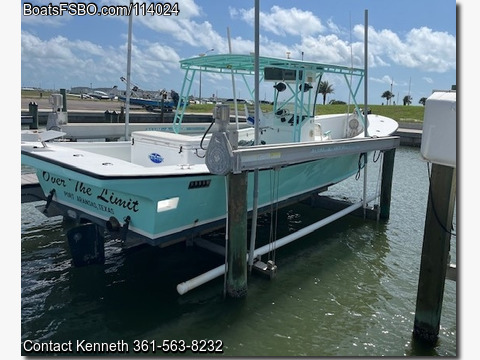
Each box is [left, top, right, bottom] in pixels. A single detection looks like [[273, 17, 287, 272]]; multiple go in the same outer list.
[[413, 163, 456, 344], [28, 102, 38, 129], [379, 148, 396, 219], [60, 88, 67, 113], [226, 172, 248, 298]]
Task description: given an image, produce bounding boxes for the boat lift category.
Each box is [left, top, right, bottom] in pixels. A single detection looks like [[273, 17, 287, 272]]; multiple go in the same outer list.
[[177, 105, 400, 296]]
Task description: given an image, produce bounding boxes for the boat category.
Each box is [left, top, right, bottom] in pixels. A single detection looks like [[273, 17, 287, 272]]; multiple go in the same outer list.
[[117, 76, 179, 111], [117, 93, 178, 112], [21, 54, 398, 252], [87, 90, 111, 100]]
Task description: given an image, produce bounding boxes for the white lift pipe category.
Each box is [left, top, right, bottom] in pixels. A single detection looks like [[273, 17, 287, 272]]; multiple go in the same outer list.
[[177, 194, 377, 295], [124, 0, 133, 141]]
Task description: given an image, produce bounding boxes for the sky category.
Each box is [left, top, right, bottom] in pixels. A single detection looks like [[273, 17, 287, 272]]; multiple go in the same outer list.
[[19, 0, 457, 105]]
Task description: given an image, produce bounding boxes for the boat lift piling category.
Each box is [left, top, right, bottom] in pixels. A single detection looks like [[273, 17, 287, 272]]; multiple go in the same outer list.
[[177, 105, 400, 296], [413, 90, 457, 345], [226, 171, 248, 297], [413, 164, 456, 345]]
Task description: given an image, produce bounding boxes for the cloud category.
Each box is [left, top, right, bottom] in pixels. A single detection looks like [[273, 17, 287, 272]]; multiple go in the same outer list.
[[422, 76, 434, 84], [230, 6, 455, 74], [21, 30, 182, 88], [137, 16, 224, 52], [355, 25, 456, 73], [230, 5, 325, 37]]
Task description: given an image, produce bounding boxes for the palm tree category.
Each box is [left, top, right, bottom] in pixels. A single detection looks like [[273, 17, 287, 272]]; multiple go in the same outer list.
[[318, 81, 334, 105], [403, 95, 412, 106], [381, 90, 394, 105]]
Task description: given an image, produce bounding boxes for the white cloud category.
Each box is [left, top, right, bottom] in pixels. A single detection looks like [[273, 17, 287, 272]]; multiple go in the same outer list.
[[422, 77, 434, 84], [21, 30, 182, 88], [230, 7, 455, 75], [355, 25, 456, 73], [230, 5, 325, 37]]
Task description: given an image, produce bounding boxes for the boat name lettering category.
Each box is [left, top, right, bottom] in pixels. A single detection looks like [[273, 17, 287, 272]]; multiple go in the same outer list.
[[97, 189, 140, 212], [42, 171, 67, 187], [74, 181, 92, 196]]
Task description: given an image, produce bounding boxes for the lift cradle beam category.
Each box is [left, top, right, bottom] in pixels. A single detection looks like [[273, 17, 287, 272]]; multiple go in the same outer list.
[[205, 130, 400, 175], [230, 136, 400, 173]]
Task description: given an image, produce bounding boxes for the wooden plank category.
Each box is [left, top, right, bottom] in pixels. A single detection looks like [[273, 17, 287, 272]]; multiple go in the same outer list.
[[21, 173, 46, 203], [21, 173, 39, 186]]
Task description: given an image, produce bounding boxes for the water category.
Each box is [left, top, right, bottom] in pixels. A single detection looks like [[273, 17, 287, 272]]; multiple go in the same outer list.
[[20, 146, 457, 357]]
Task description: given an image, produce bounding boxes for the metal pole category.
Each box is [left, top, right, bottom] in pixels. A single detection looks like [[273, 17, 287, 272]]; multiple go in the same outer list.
[[227, 27, 240, 130], [248, 0, 260, 271], [124, 0, 133, 141], [198, 49, 214, 104], [362, 9, 369, 214], [199, 70, 202, 103]]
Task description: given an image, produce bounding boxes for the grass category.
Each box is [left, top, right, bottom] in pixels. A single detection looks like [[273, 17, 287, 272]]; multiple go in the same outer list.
[[22, 89, 424, 123], [316, 104, 424, 123], [188, 103, 425, 123]]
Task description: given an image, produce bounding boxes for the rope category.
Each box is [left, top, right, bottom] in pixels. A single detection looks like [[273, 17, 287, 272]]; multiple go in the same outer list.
[[355, 153, 366, 180], [426, 162, 456, 237]]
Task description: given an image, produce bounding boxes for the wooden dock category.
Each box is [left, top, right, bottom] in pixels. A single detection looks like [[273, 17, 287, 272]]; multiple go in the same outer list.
[[21, 173, 46, 203]]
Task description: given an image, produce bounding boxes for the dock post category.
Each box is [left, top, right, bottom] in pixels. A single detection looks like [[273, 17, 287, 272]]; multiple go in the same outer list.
[[379, 148, 396, 219], [413, 163, 456, 344], [60, 88, 67, 112], [104, 110, 111, 123], [120, 106, 125, 122], [28, 102, 38, 130], [226, 171, 248, 298]]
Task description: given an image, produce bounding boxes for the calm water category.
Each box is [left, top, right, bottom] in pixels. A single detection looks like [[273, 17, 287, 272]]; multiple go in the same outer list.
[[20, 146, 457, 357]]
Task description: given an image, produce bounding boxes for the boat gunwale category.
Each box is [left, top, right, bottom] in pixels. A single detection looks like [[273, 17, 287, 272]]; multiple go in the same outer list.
[[21, 149, 211, 180]]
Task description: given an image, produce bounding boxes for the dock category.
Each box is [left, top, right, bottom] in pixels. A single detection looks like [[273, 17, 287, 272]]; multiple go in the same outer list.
[[21, 173, 46, 203], [393, 127, 422, 147]]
